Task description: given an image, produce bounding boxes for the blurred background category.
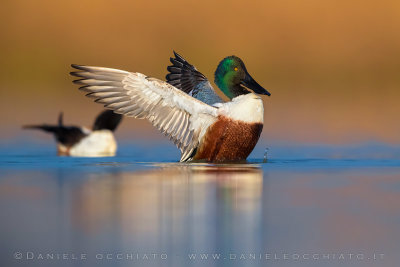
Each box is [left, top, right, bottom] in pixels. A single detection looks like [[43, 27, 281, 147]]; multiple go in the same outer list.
[[1, 3, 400, 266], [1, 0, 399, 144]]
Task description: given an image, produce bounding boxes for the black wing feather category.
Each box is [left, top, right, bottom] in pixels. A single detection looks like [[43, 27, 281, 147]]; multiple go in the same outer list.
[[92, 110, 123, 131], [166, 51, 207, 94]]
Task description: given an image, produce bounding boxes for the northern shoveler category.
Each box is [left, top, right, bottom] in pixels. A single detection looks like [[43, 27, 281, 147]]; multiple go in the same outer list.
[[23, 110, 122, 157], [70, 51, 270, 162]]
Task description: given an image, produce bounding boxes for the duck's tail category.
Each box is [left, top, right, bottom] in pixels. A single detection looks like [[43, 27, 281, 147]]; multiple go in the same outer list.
[[23, 112, 64, 133], [23, 124, 61, 133], [23, 112, 87, 146]]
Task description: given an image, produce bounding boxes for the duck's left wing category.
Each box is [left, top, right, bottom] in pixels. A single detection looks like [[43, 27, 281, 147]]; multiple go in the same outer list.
[[71, 65, 218, 162], [92, 110, 123, 131], [166, 51, 223, 106]]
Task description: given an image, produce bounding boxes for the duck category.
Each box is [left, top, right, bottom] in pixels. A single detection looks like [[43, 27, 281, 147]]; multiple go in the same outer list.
[[23, 110, 123, 157], [70, 51, 270, 162]]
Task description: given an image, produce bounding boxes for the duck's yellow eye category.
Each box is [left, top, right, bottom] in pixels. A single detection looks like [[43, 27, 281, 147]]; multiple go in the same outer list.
[[234, 67, 238, 71]]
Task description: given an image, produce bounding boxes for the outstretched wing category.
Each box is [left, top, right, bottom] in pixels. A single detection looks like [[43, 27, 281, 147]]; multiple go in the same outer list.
[[166, 51, 223, 106], [71, 64, 218, 162]]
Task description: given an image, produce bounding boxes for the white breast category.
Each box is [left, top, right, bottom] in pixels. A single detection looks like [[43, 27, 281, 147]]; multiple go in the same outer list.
[[69, 130, 117, 157], [218, 93, 264, 123]]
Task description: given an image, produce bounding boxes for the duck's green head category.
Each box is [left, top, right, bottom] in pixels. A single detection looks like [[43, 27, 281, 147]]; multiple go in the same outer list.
[[214, 56, 271, 99]]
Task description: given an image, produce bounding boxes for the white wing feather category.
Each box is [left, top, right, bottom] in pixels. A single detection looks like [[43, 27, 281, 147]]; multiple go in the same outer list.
[[71, 65, 218, 162]]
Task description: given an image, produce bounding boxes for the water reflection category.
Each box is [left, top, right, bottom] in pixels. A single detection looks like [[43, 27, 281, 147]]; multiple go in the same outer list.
[[1, 161, 400, 267], [0, 164, 265, 267], [71, 164, 264, 255]]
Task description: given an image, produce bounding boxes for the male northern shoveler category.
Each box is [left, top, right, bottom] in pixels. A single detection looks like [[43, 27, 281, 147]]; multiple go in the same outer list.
[[23, 110, 122, 157], [70, 51, 270, 162]]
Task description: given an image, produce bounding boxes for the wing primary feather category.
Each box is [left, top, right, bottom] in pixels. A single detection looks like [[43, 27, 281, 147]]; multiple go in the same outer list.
[[165, 52, 224, 105], [169, 112, 183, 137]]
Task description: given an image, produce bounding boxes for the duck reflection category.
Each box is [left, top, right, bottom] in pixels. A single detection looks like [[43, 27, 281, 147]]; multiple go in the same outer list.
[[70, 164, 264, 258]]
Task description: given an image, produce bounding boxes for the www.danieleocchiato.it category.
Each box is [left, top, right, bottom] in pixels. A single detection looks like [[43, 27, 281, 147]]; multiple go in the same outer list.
[[13, 251, 385, 262]]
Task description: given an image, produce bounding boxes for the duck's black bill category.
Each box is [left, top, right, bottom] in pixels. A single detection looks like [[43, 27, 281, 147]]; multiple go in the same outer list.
[[241, 73, 271, 96]]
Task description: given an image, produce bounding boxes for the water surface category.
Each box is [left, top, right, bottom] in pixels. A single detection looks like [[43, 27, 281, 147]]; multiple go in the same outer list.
[[0, 141, 399, 267]]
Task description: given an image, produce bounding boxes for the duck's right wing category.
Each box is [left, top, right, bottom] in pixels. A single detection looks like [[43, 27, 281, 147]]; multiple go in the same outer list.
[[166, 51, 224, 106], [71, 65, 218, 162]]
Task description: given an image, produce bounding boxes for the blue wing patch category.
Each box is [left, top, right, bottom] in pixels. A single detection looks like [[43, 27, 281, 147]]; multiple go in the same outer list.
[[166, 51, 223, 106]]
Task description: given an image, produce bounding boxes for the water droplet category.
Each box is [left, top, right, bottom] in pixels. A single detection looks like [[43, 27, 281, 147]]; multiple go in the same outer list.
[[263, 148, 269, 163]]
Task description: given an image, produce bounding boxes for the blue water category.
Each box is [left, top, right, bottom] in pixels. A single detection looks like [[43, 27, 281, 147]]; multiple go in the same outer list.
[[0, 140, 399, 267]]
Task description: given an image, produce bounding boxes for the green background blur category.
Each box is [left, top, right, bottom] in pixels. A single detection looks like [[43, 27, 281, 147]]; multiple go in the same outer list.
[[1, 0, 399, 144]]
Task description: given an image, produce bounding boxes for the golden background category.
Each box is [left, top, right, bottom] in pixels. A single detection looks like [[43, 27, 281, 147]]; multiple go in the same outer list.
[[1, 0, 399, 143]]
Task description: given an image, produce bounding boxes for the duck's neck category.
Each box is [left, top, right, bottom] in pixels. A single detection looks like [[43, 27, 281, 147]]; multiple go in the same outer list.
[[220, 84, 250, 99]]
